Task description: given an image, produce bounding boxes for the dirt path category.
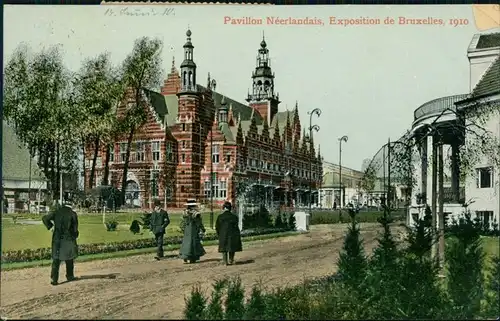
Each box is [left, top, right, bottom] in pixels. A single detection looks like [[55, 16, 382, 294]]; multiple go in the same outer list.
[[0, 223, 389, 319]]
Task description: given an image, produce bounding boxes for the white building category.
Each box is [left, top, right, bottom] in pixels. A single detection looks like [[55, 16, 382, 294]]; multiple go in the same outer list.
[[408, 32, 500, 228], [319, 162, 364, 208], [2, 121, 48, 213]]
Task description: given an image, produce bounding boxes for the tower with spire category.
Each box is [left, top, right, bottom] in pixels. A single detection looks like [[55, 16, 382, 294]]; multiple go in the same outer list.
[[175, 28, 203, 207], [180, 29, 197, 93], [246, 33, 280, 125]]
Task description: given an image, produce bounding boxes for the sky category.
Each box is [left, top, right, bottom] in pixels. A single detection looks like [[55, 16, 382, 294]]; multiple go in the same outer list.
[[3, 5, 486, 170]]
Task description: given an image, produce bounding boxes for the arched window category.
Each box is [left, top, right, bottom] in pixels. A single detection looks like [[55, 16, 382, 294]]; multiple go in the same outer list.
[[188, 71, 193, 86], [183, 71, 187, 87]]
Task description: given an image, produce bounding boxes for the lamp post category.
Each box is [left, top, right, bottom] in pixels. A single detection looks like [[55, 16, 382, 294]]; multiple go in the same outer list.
[[209, 78, 217, 230], [338, 135, 348, 216], [307, 108, 321, 217]]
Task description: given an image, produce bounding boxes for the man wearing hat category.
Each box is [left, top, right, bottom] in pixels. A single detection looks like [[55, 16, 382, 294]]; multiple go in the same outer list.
[[150, 199, 170, 260], [42, 200, 79, 286], [215, 201, 242, 265]]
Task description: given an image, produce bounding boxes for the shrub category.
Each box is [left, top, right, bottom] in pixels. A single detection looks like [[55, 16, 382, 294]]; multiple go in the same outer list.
[[224, 277, 245, 319], [483, 255, 500, 318], [141, 212, 152, 229], [243, 205, 273, 230], [205, 279, 227, 320], [273, 213, 286, 229], [129, 220, 141, 234], [184, 285, 207, 320], [337, 210, 367, 289], [244, 284, 266, 320], [105, 220, 118, 231], [445, 211, 485, 319], [287, 212, 296, 231]]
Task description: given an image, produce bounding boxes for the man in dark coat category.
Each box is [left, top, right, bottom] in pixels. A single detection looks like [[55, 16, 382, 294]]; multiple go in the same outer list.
[[42, 201, 79, 286], [150, 199, 170, 260], [215, 201, 242, 265]]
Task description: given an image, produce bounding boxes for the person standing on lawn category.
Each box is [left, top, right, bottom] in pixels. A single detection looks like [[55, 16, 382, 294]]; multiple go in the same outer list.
[[179, 199, 206, 264], [149, 199, 170, 260], [42, 200, 79, 286], [215, 201, 242, 266]]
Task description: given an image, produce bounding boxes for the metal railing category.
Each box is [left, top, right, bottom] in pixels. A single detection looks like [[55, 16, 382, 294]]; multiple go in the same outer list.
[[413, 94, 468, 120]]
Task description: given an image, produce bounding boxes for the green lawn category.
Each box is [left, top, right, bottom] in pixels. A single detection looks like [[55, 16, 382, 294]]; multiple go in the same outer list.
[[1, 212, 220, 251], [482, 236, 500, 259]]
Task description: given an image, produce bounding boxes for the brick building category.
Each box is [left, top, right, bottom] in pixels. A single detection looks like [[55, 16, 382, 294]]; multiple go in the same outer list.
[[84, 29, 323, 209]]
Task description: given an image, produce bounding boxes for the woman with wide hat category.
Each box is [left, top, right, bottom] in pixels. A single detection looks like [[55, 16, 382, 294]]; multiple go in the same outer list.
[[179, 199, 206, 263]]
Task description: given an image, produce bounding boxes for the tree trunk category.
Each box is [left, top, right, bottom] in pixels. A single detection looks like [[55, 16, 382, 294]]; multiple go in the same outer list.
[[82, 140, 87, 194], [56, 142, 61, 201], [89, 136, 100, 189], [50, 142, 56, 197], [120, 127, 135, 205], [103, 144, 111, 186]]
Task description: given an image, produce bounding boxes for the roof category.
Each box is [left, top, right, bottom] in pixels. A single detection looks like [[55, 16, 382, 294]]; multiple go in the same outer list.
[[471, 56, 500, 98], [2, 121, 46, 182], [143, 88, 168, 119], [476, 32, 500, 49]]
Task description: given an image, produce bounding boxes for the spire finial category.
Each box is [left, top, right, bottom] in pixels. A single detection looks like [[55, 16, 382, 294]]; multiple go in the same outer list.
[[295, 101, 298, 109], [207, 72, 211, 88], [221, 95, 226, 106], [263, 30, 265, 41], [170, 56, 176, 73]]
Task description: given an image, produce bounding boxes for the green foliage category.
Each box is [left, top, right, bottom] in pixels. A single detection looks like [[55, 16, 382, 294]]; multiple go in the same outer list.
[[244, 284, 266, 320], [287, 212, 296, 231], [309, 210, 405, 225], [184, 285, 207, 320], [129, 220, 141, 234], [273, 213, 286, 229], [483, 255, 500, 318], [445, 212, 486, 319], [205, 279, 227, 320], [141, 212, 152, 229], [337, 210, 367, 289], [105, 220, 118, 232], [3, 44, 81, 196], [224, 277, 245, 320], [243, 206, 272, 230]]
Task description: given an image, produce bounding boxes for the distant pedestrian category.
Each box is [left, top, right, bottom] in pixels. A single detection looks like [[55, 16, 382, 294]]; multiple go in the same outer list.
[[215, 201, 242, 266], [42, 200, 79, 286], [179, 199, 206, 264], [149, 199, 170, 260]]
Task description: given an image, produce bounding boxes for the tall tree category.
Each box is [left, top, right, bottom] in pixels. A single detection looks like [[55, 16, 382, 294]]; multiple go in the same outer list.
[[3, 44, 79, 198], [74, 52, 124, 190], [119, 37, 163, 204]]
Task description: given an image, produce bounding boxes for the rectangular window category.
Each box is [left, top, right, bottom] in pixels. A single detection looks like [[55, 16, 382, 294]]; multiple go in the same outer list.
[[226, 154, 231, 163], [109, 144, 114, 162], [182, 140, 186, 149], [166, 142, 174, 162], [476, 167, 493, 188], [120, 143, 127, 162], [182, 123, 186, 131], [135, 142, 145, 162], [151, 170, 159, 198], [219, 180, 227, 199], [212, 144, 220, 164], [152, 141, 161, 161], [181, 154, 186, 163], [476, 211, 494, 228], [204, 180, 211, 199]]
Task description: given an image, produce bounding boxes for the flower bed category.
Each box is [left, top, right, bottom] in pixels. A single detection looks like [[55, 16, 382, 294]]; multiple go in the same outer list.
[[1, 227, 291, 263]]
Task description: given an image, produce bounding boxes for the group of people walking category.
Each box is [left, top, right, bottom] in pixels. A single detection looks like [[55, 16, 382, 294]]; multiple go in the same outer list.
[[42, 198, 243, 285]]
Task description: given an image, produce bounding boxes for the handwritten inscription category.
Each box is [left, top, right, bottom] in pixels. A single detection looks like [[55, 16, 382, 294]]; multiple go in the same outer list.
[[104, 7, 175, 17]]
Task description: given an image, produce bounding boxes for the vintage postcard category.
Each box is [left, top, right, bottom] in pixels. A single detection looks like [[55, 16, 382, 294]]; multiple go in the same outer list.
[[2, 4, 499, 320]]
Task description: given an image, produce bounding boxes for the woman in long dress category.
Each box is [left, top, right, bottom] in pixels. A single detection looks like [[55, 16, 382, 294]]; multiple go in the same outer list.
[[179, 201, 206, 263]]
